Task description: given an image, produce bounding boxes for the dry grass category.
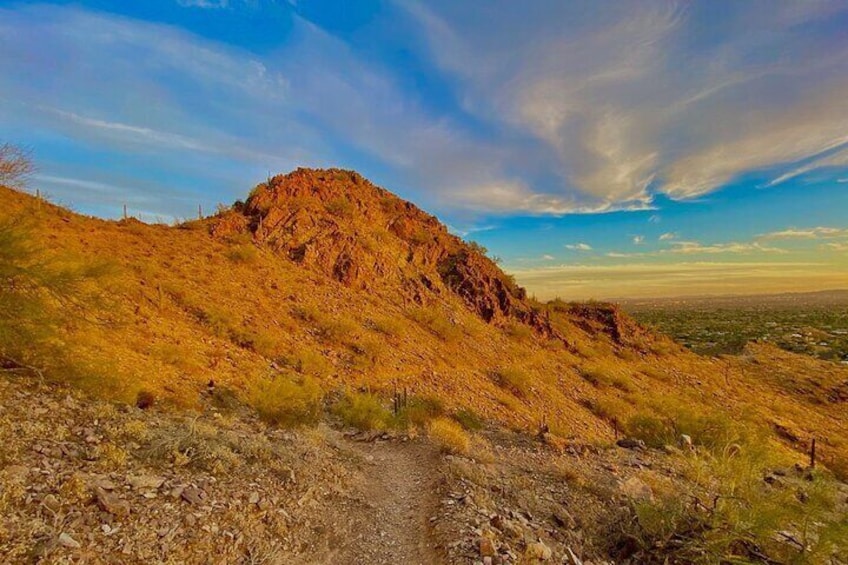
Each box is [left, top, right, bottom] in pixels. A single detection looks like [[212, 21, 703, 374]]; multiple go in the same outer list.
[[251, 374, 322, 428], [428, 417, 471, 455], [333, 392, 392, 431], [491, 366, 532, 397]]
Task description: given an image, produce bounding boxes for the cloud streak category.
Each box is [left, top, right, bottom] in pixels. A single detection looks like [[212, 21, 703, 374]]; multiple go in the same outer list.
[[402, 1, 848, 210]]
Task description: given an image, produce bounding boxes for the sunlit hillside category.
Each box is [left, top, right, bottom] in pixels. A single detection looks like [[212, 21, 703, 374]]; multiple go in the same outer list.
[[2, 171, 847, 563]]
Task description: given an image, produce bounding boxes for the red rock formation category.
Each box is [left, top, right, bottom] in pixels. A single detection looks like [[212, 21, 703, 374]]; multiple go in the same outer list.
[[211, 168, 555, 335]]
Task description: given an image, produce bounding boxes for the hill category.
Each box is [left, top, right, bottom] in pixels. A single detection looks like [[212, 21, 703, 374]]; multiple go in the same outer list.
[[1, 170, 847, 563]]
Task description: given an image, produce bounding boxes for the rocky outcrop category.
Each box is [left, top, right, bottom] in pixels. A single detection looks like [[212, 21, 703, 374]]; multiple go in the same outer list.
[[211, 168, 555, 335]]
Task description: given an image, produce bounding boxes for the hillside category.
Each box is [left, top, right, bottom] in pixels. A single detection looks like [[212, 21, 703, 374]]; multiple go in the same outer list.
[[2, 170, 848, 563]]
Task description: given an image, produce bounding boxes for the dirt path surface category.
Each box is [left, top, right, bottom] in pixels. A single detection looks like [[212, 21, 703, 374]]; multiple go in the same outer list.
[[331, 438, 444, 565]]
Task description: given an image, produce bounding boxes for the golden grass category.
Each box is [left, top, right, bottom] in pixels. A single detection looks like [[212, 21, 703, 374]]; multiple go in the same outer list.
[[251, 374, 322, 428], [427, 417, 471, 455]]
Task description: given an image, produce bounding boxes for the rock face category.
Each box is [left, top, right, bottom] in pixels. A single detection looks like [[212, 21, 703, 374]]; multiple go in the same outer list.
[[212, 168, 555, 336]]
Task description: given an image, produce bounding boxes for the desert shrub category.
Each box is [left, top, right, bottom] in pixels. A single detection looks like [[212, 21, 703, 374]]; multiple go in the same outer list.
[[454, 408, 485, 431], [251, 374, 322, 428], [0, 216, 116, 386], [295, 306, 358, 343], [333, 392, 392, 431], [325, 197, 354, 218], [225, 244, 258, 264], [283, 347, 333, 377], [639, 364, 671, 382], [504, 322, 533, 341], [611, 445, 848, 563], [409, 306, 462, 342], [428, 417, 471, 455], [574, 341, 598, 359], [348, 336, 385, 371], [395, 396, 445, 429], [583, 396, 631, 425], [579, 364, 633, 392], [625, 400, 755, 452], [369, 315, 404, 337], [491, 366, 532, 397]]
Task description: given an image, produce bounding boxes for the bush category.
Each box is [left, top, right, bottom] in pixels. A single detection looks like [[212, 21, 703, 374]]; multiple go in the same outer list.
[[251, 374, 322, 428], [348, 336, 385, 371], [333, 393, 392, 431], [454, 408, 485, 431], [325, 197, 354, 218], [409, 306, 462, 342], [369, 315, 404, 337], [428, 417, 471, 455], [224, 244, 258, 264], [611, 444, 848, 563], [579, 364, 633, 392], [491, 366, 532, 397], [504, 322, 533, 341], [283, 348, 333, 377], [395, 396, 445, 429], [0, 216, 113, 382]]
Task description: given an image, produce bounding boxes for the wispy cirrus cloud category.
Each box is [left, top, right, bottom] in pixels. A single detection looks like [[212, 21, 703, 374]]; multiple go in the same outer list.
[[401, 1, 848, 209], [667, 240, 787, 255], [177, 0, 230, 8], [758, 227, 848, 240], [565, 243, 592, 251]]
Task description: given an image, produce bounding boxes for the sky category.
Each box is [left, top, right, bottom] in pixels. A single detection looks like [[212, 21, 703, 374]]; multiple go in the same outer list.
[[1, 0, 847, 299]]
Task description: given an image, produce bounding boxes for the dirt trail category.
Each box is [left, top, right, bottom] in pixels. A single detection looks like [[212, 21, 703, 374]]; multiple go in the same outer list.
[[331, 438, 444, 565]]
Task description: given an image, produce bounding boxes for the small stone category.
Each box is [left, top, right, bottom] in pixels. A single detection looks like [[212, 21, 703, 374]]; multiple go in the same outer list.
[[479, 536, 496, 557], [95, 487, 130, 517], [128, 475, 165, 490], [185, 514, 197, 527], [181, 486, 204, 505], [616, 438, 646, 450], [679, 434, 693, 449], [248, 492, 260, 505], [552, 510, 576, 529], [42, 494, 61, 513], [524, 541, 553, 562], [4, 465, 29, 481], [58, 533, 81, 549]]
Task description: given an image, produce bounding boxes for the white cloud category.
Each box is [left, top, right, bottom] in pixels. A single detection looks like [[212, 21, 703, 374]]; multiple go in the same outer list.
[[565, 243, 592, 251], [659, 232, 676, 241], [177, 0, 229, 8], [668, 241, 787, 255], [541, 254, 555, 261], [402, 1, 848, 208], [758, 227, 848, 240], [632, 235, 644, 245]]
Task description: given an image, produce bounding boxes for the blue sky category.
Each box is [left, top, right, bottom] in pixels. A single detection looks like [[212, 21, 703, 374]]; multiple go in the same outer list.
[[1, 0, 847, 298]]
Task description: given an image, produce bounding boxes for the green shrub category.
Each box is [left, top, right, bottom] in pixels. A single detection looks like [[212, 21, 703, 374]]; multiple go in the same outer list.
[[333, 393, 392, 431], [251, 374, 322, 427], [613, 444, 848, 563], [0, 216, 113, 383], [395, 396, 445, 429], [454, 408, 485, 431]]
